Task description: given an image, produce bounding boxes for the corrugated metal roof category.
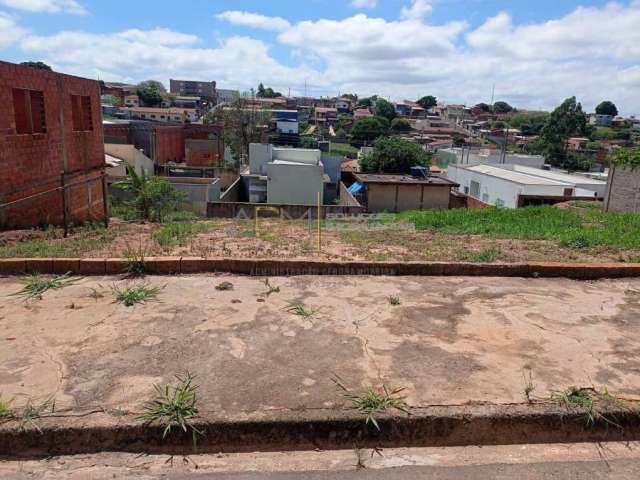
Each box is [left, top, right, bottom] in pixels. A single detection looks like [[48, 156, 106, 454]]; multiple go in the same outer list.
[[511, 165, 607, 185], [463, 164, 570, 186]]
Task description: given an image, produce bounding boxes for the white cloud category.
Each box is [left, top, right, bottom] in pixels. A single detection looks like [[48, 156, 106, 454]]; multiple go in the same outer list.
[[3, 1, 640, 114], [351, 0, 377, 8], [0, 12, 28, 48], [0, 0, 87, 15], [216, 10, 291, 32], [18, 27, 317, 93], [400, 0, 433, 20]]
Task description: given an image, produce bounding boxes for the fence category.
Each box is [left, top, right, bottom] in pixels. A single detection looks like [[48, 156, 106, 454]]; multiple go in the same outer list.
[[0, 171, 108, 235]]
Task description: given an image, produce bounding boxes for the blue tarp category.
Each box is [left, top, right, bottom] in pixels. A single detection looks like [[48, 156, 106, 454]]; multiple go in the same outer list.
[[348, 182, 365, 195]]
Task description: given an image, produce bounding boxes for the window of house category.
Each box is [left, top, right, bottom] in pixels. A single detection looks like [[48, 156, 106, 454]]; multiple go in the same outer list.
[[470, 181, 480, 198], [12, 88, 46, 134], [151, 115, 156, 119], [71, 95, 93, 131]]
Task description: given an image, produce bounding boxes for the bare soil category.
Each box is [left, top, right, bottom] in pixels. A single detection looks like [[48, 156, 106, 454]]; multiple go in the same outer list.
[[2, 217, 639, 263]]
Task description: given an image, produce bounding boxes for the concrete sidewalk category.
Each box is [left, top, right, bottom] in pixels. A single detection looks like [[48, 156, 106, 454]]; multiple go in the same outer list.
[[1, 274, 640, 454]]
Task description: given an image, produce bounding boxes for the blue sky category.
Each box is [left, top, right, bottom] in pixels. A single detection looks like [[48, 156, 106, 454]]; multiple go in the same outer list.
[[1, 0, 638, 114]]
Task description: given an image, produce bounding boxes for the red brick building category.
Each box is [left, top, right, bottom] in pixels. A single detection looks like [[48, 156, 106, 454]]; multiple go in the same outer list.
[[104, 121, 224, 167], [0, 61, 106, 229]]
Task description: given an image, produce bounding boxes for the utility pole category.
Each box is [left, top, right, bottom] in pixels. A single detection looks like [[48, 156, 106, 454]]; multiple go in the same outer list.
[[490, 83, 495, 106]]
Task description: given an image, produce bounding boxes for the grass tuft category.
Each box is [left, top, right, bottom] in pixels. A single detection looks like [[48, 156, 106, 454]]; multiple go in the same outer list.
[[332, 375, 408, 431], [388, 295, 401, 306], [550, 386, 624, 428], [286, 301, 318, 318], [467, 248, 501, 263], [523, 371, 536, 403], [0, 396, 14, 421], [153, 219, 214, 248], [123, 243, 148, 278], [261, 278, 280, 296], [11, 273, 79, 300], [215, 281, 234, 291], [112, 283, 161, 307], [138, 371, 202, 447], [15, 396, 56, 432]]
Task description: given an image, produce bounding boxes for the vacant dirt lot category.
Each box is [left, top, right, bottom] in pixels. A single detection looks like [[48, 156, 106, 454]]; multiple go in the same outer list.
[[1, 274, 640, 418], [2, 217, 638, 264]]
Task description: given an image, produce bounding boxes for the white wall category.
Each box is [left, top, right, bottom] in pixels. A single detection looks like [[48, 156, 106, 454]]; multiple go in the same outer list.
[[105, 144, 154, 176], [447, 165, 573, 208], [266, 162, 324, 205], [249, 143, 272, 175], [444, 148, 545, 168], [272, 147, 321, 165]]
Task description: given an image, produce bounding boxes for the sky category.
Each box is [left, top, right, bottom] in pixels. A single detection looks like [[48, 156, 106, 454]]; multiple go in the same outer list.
[[0, 0, 638, 115]]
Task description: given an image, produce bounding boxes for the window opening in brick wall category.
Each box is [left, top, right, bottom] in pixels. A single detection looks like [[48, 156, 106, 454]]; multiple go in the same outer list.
[[71, 95, 93, 131], [12, 88, 46, 134]]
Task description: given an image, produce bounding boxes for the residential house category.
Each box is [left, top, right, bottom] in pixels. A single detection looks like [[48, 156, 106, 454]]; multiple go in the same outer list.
[[589, 114, 614, 127], [244, 143, 328, 205], [124, 94, 139, 107], [169, 79, 217, 100], [447, 164, 604, 208], [1, 61, 106, 229], [354, 108, 373, 119], [127, 107, 198, 124], [352, 173, 458, 213], [568, 137, 590, 151], [314, 107, 338, 124], [103, 121, 224, 167], [335, 97, 353, 113]]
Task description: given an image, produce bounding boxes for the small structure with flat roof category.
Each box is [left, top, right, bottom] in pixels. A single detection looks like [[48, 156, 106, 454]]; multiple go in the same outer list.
[[447, 163, 602, 208], [353, 173, 459, 213]]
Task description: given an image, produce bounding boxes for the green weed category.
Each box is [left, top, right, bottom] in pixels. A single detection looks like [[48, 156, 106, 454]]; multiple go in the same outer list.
[[112, 283, 161, 307], [0, 224, 117, 258], [286, 301, 318, 318], [468, 248, 501, 263], [388, 295, 401, 306], [153, 220, 214, 248], [11, 273, 79, 300], [550, 386, 623, 428], [332, 376, 408, 431], [0, 396, 13, 421], [401, 206, 640, 250], [215, 281, 234, 291], [16, 396, 56, 432], [123, 243, 147, 278], [261, 278, 280, 296], [523, 371, 535, 403], [138, 371, 202, 447]]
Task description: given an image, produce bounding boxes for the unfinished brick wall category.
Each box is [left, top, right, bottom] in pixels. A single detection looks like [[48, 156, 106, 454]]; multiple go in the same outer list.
[[105, 121, 224, 166], [0, 61, 106, 229]]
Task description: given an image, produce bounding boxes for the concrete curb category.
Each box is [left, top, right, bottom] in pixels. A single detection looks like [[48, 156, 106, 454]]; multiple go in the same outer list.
[[1, 404, 640, 458], [1, 257, 640, 279]]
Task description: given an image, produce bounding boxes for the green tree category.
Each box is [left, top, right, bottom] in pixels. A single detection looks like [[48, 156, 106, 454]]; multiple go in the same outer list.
[[136, 80, 165, 107], [256, 83, 281, 98], [563, 152, 594, 172], [609, 146, 640, 170], [508, 111, 549, 135], [493, 101, 513, 113], [375, 98, 396, 121], [417, 95, 437, 109], [117, 166, 184, 222], [350, 116, 389, 145], [359, 136, 430, 173], [20, 61, 52, 71], [101, 95, 120, 106], [391, 118, 412, 132], [358, 96, 377, 108], [539, 97, 592, 166], [475, 103, 492, 113], [595, 101, 618, 117]]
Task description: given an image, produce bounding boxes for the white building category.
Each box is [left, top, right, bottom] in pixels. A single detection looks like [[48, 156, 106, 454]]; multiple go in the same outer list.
[[439, 148, 545, 168], [447, 164, 602, 208], [217, 89, 239, 105], [246, 144, 328, 205]]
